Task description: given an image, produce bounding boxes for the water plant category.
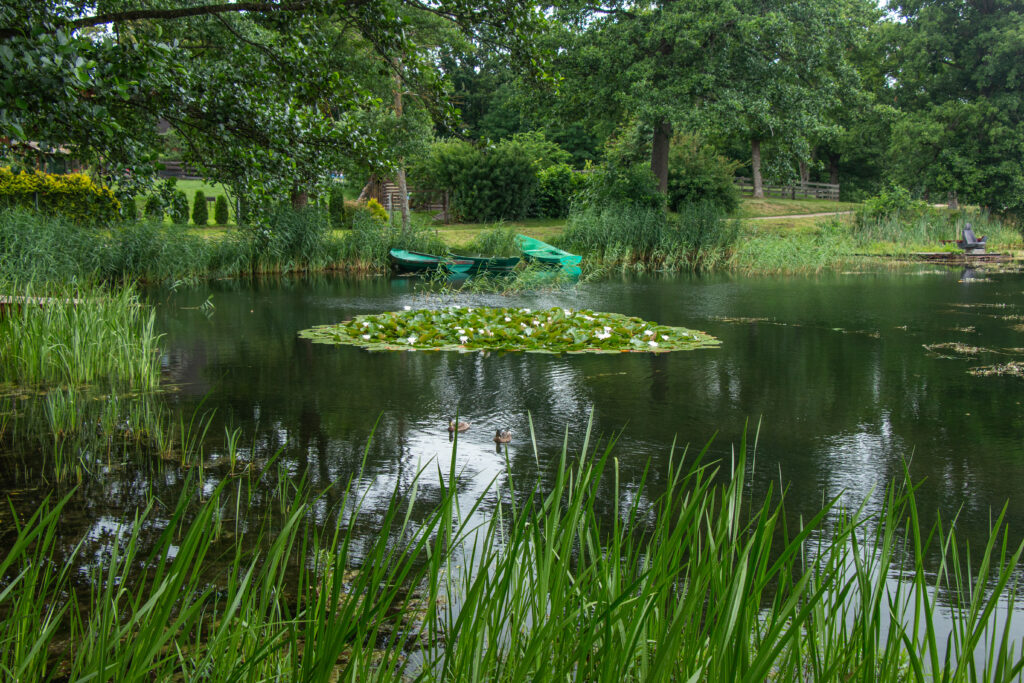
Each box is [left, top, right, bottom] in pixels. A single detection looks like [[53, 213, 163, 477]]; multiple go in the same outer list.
[[0, 425, 1022, 680], [299, 306, 720, 353], [0, 281, 161, 389]]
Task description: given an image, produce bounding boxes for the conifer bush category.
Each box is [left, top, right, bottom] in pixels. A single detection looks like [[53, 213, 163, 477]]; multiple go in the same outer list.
[[144, 195, 163, 220], [170, 190, 189, 224], [214, 195, 230, 225], [192, 190, 208, 226]]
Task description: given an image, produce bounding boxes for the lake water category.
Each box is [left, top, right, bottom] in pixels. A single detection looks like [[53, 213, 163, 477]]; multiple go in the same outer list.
[[146, 266, 1024, 562], [3, 265, 1022, 598]]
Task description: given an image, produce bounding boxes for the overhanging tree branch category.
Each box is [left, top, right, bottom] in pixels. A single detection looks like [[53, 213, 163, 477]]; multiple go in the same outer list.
[[0, 2, 315, 41]]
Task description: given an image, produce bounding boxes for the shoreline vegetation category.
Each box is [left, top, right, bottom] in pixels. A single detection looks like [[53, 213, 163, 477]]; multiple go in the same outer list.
[[1, 196, 1020, 287], [1, 419, 1022, 680]]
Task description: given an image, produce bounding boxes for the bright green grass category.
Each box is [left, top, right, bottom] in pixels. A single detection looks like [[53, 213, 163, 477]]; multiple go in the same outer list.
[[138, 179, 235, 226]]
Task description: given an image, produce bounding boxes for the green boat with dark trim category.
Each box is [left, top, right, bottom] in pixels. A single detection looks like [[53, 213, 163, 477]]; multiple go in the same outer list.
[[515, 234, 582, 266], [389, 249, 474, 274], [448, 254, 521, 274]]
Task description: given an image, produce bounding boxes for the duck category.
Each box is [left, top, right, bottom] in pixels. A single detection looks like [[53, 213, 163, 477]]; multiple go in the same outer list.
[[493, 428, 512, 444], [448, 419, 471, 433]]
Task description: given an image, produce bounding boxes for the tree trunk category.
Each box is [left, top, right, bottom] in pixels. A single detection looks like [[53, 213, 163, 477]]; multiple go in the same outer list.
[[651, 118, 672, 195], [948, 191, 959, 210], [393, 60, 410, 234], [799, 159, 810, 188], [828, 155, 839, 185], [290, 187, 308, 210], [751, 138, 764, 199]]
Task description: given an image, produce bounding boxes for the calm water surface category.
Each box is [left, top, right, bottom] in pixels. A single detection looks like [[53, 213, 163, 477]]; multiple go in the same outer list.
[[147, 267, 1024, 554], [5, 266, 1022, 601]]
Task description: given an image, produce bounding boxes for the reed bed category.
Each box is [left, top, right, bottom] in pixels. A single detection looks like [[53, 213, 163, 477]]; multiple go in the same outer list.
[[334, 212, 449, 272], [563, 203, 739, 272], [0, 282, 161, 390], [851, 209, 1021, 251], [1, 424, 1022, 680]]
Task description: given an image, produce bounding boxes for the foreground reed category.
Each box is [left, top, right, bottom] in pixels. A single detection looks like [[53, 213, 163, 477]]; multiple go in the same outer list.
[[1, 421, 1022, 681]]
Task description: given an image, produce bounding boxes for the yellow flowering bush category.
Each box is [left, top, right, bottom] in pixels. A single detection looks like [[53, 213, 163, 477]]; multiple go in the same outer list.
[[0, 168, 121, 225]]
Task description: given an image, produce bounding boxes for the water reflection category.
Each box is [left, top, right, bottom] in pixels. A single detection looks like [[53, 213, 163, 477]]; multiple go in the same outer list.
[[2, 267, 1023, 607]]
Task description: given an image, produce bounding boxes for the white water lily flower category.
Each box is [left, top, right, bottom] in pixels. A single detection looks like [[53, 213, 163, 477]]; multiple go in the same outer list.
[[504, 316, 512, 322], [521, 307, 531, 313], [583, 315, 594, 321], [362, 334, 371, 340], [662, 335, 669, 341], [403, 305, 411, 311], [643, 329, 655, 336], [459, 335, 468, 343], [563, 309, 571, 316], [406, 336, 417, 344], [648, 341, 659, 347], [361, 321, 370, 327], [595, 331, 611, 340]]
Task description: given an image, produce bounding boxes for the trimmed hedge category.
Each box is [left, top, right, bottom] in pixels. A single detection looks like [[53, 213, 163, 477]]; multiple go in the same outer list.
[[0, 168, 120, 225], [170, 190, 189, 224], [214, 195, 230, 225], [192, 190, 208, 226]]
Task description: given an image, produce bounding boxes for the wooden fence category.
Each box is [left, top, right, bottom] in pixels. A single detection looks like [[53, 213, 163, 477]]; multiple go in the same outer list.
[[380, 182, 450, 223], [734, 177, 840, 201], [157, 160, 203, 181]]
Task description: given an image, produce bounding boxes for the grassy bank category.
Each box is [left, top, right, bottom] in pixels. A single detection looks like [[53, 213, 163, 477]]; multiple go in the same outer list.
[[2, 199, 1021, 286], [1, 425, 1022, 680]]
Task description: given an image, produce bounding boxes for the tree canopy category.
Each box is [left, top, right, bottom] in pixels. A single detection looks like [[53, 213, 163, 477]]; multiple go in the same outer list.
[[0, 0, 544, 203]]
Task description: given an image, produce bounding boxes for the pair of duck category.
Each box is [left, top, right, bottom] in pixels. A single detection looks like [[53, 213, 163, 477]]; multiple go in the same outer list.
[[447, 419, 512, 444]]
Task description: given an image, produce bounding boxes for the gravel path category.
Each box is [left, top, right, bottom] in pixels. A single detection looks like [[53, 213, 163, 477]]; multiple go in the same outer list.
[[747, 211, 855, 220]]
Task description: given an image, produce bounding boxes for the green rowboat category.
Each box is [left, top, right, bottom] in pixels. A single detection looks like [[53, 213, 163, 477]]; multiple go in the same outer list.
[[389, 249, 474, 274], [515, 234, 582, 266], [448, 254, 521, 274]]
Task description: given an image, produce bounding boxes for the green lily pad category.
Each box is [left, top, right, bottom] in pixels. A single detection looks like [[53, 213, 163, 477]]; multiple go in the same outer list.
[[299, 306, 720, 354]]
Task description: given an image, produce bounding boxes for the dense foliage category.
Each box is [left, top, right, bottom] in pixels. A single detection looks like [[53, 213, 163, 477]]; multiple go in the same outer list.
[[667, 136, 741, 214], [0, 168, 120, 224], [414, 140, 538, 222], [300, 306, 720, 353]]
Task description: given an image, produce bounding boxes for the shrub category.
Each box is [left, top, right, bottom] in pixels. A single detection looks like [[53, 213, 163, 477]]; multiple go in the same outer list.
[[192, 190, 208, 226], [413, 139, 538, 222], [169, 191, 189, 224], [214, 195, 230, 225], [667, 135, 741, 214], [365, 198, 388, 222], [576, 163, 665, 211], [860, 184, 928, 220], [143, 195, 163, 220], [0, 168, 120, 225], [535, 163, 586, 218]]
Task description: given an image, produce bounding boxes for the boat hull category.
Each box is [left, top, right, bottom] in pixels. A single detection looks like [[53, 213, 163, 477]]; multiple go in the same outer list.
[[389, 249, 473, 274], [449, 254, 521, 274], [514, 234, 582, 266]]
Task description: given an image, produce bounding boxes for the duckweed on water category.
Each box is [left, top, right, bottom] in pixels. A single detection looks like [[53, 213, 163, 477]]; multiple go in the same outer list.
[[299, 306, 720, 354]]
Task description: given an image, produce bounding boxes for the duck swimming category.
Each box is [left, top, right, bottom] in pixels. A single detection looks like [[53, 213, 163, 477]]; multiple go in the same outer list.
[[448, 419, 470, 433], [493, 428, 512, 444]]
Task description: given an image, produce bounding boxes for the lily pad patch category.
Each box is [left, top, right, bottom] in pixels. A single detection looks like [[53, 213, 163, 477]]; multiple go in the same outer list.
[[299, 306, 720, 354]]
